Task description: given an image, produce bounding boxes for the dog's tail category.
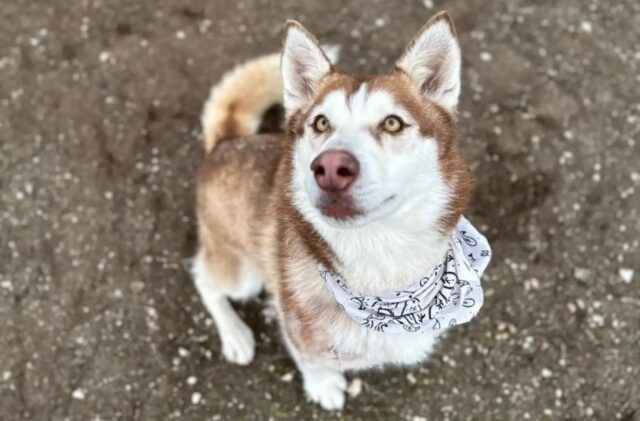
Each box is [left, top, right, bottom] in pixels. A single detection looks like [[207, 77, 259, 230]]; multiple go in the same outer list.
[[201, 46, 340, 153], [201, 53, 283, 153]]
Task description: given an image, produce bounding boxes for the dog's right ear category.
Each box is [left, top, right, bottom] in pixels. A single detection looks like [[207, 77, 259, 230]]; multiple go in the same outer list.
[[282, 21, 332, 116]]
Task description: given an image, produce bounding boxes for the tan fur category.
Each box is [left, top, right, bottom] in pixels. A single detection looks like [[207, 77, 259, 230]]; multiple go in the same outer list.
[[196, 134, 283, 290], [199, 95, 467, 349], [195, 10, 472, 380]]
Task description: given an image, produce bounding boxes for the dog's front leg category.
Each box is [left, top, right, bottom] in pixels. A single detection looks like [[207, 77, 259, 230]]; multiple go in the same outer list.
[[299, 358, 347, 410], [283, 336, 347, 410], [296, 356, 347, 410]]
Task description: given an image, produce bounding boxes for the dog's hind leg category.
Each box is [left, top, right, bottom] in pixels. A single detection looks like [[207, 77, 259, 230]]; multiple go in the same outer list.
[[191, 246, 262, 365]]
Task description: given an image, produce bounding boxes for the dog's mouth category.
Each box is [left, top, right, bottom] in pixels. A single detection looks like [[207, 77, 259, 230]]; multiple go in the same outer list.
[[318, 194, 361, 220], [316, 194, 396, 222]]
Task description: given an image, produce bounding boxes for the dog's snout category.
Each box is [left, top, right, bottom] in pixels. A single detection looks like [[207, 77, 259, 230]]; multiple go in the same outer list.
[[310, 150, 360, 192]]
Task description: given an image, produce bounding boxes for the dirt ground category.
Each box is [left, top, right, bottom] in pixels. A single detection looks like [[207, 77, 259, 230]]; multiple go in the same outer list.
[[1, 0, 639, 420]]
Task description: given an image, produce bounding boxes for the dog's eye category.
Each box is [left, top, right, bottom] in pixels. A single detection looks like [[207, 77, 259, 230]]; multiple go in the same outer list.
[[382, 115, 404, 133], [313, 115, 330, 133]]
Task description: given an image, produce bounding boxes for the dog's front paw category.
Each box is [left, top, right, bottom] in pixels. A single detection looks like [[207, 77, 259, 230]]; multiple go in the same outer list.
[[303, 368, 347, 410], [219, 319, 255, 365]]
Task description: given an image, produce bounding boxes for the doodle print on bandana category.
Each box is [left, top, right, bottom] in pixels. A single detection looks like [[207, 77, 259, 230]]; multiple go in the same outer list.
[[319, 217, 492, 334]]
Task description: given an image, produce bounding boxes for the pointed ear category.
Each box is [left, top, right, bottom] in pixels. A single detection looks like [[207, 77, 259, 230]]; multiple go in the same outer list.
[[395, 12, 462, 111], [281, 21, 333, 115]]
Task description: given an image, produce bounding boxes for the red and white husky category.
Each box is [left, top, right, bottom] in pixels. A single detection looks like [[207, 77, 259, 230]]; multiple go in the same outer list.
[[193, 12, 476, 410]]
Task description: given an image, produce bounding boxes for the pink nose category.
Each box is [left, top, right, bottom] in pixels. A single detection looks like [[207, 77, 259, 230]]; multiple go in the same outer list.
[[310, 150, 360, 192]]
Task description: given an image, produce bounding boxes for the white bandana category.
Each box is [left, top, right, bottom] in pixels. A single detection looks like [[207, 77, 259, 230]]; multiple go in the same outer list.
[[319, 217, 491, 334]]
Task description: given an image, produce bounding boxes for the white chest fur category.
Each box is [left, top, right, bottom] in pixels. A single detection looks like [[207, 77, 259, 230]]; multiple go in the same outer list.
[[324, 308, 442, 371]]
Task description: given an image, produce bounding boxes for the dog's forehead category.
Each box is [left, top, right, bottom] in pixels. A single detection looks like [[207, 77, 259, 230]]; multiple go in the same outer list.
[[312, 75, 410, 122], [350, 84, 399, 116], [315, 84, 398, 119]]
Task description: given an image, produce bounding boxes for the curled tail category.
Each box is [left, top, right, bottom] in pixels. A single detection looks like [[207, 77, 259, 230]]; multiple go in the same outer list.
[[201, 53, 283, 153]]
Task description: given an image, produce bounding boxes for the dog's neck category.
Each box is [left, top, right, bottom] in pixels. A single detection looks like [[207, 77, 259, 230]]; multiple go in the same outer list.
[[315, 208, 453, 295]]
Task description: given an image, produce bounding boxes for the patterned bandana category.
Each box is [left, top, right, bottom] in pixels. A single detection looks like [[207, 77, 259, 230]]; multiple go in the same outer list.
[[319, 217, 491, 334]]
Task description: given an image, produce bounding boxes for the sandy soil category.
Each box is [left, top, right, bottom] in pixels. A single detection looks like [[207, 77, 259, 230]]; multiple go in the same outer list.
[[1, 0, 639, 419]]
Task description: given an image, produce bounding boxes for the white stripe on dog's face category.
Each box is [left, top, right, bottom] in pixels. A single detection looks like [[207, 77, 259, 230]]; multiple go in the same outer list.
[[291, 83, 450, 229]]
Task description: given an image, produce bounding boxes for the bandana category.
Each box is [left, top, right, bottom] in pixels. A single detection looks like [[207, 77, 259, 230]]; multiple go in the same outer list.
[[319, 217, 491, 334]]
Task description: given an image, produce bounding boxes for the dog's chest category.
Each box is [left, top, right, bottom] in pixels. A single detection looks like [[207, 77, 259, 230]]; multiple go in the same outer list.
[[280, 248, 442, 370], [323, 309, 441, 370]]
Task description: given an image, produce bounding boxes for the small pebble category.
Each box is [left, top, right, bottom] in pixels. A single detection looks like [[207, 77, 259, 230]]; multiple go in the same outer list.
[[619, 268, 633, 283], [347, 377, 363, 398], [422, 0, 433, 9], [71, 389, 86, 400], [580, 21, 593, 33], [191, 392, 202, 405], [574, 267, 591, 281], [98, 51, 111, 63]]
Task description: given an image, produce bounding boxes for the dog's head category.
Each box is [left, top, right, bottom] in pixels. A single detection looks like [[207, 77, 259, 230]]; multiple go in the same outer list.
[[282, 12, 471, 233]]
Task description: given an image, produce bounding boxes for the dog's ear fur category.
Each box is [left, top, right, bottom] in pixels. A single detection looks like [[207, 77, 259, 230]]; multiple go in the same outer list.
[[395, 11, 461, 111], [282, 21, 333, 115]]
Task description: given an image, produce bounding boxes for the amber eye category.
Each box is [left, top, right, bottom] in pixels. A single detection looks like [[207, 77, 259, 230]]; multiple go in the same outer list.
[[313, 115, 330, 133], [382, 115, 404, 133]]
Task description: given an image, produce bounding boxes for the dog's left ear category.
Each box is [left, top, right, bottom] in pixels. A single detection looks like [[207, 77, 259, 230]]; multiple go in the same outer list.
[[395, 11, 461, 111]]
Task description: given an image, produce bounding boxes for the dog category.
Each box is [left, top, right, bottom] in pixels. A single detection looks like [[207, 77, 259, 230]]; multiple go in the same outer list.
[[192, 11, 491, 410]]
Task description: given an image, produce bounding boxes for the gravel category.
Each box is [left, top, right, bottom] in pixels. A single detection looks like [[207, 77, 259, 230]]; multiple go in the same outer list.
[[1, 0, 639, 419]]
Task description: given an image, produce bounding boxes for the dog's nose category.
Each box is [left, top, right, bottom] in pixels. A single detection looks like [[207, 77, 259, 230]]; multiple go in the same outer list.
[[310, 150, 360, 192]]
